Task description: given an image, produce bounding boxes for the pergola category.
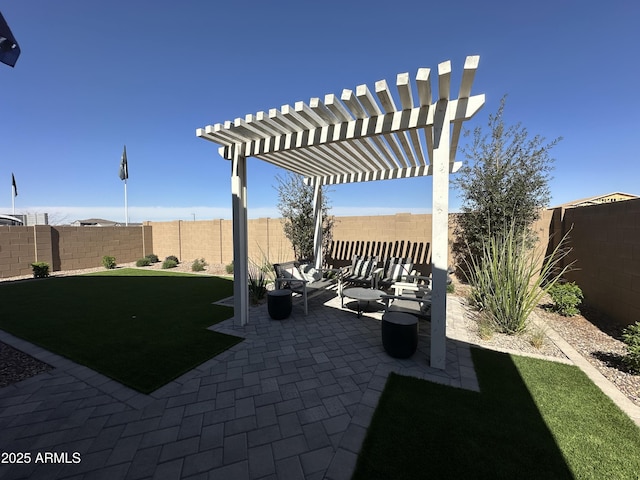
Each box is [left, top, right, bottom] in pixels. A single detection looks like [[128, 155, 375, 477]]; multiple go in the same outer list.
[[196, 56, 484, 369]]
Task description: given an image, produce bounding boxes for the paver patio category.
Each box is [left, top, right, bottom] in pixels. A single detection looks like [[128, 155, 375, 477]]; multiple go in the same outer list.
[[0, 291, 476, 480]]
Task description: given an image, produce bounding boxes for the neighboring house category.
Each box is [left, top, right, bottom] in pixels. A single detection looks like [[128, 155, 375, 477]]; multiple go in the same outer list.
[[71, 218, 122, 227], [12, 213, 49, 226], [554, 192, 639, 209]]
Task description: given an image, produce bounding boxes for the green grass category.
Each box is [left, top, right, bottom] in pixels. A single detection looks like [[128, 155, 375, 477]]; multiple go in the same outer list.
[[353, 348, 640, 480], [0, 268, 242, 393]]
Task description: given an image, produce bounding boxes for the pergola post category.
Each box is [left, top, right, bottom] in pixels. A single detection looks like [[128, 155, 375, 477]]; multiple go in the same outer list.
[[312, 179, 323, 269], [231, 149, 249, 326], [430, 95, 451, 369]]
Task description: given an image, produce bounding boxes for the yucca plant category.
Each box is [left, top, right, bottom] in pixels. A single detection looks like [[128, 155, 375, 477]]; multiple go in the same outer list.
[[465, 223, 572, 334], [247, 261, 268, 304]]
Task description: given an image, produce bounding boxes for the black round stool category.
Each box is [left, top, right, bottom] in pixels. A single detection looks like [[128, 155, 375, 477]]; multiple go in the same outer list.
[[267, 289, 292, 320], [381, 312, 418, 358]]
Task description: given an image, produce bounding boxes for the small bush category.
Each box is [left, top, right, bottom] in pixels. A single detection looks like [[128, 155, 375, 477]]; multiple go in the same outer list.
[[225, 262, 234, 274], [31, 262, 50, 278], [136, 257, 151, 267], [446, 283, 455, 294], [102, 255, 117, 269], [165, 255, 179, 264], [622, 321, 640, 373], [145, 253, 159, 263], [547, 282, 583, 316], [192, 258, 207, 272], [162, 259, 178, 269], [529, 327, 547, 350]]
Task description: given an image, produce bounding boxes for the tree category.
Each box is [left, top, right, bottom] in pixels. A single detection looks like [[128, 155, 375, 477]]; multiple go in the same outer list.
[[276, 172, 334, 263], [453, 96, 561, 258]]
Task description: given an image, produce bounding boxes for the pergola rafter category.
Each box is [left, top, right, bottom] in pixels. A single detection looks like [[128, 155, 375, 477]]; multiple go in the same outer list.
[[196, 56, 484, 369]]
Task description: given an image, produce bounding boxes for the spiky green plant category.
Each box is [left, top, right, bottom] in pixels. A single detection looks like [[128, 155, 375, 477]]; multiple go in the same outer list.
[[247, 261, 268, 304], [465, 223, 572, 334]]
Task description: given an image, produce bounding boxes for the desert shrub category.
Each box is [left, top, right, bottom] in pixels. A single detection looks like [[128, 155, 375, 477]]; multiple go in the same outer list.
[[162, 259, 178, 269], [547, 282, 583, 316], [165, 255, 179, 264], [622, 322, 640, 373], [529, 327, 547, 350], [136, 257, 151, 267], [225, 262, 234, 274], [31, 262, 50, 278], [192, 258, 207, 272], [248, 263, 268, 304], [446, 283, 455, 294], [145, 253, 159, 263], [102, 256, 116, 269], [465, 223, 570, 335]]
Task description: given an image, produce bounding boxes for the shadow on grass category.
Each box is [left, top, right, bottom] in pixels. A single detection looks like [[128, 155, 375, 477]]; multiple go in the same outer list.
[[0, 273, 242, 394], [354, 348, 574, 480]]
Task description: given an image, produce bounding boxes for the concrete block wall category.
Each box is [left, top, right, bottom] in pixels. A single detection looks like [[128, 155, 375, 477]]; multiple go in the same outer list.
[[326, 213, 441, 275], [0, 226, 41, 277], [145, 219, 295, 268], [560, 198, 640, 327], [52, 226, 149, 270], [0, 226, 148, 278]]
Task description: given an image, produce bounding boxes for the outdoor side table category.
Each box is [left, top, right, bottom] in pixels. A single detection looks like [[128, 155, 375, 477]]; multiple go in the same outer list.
[[381, 311, 418, 358], [267, 289, 292, 320]]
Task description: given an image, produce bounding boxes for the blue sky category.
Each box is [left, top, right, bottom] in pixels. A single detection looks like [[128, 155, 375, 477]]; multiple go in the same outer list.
[[1, 0, 638, 224]]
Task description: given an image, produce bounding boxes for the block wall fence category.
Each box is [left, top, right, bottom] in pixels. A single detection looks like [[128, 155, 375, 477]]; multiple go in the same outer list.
[[0, 226, 152, 278], [1, 202, 638, 327]]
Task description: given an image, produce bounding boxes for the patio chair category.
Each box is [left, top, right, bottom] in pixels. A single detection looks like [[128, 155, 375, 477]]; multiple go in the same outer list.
[[373, 257, 415, 291], [381, 288, 432, 322], [273, 261, 339, 315], [338, 255, 378, 294]]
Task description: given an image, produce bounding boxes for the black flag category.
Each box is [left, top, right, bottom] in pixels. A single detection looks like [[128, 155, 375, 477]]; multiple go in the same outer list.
[[119, 146, 128, 181], [0, 11, 21, 68], [11, 173, 17, 196]]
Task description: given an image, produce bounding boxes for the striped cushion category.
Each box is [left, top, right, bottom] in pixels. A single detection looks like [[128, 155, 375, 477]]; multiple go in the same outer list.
[[390, 262, 412, 281], [352, 255, 377, 278]]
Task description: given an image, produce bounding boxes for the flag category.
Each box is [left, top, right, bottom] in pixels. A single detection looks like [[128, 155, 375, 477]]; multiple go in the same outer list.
[[119, 145, 128, 181], [11, 173, 17, 196], [0, 11, 21, 68]]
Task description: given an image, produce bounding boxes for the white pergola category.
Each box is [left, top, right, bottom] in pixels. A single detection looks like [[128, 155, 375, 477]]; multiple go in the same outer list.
[[196, 56, 484, 369]]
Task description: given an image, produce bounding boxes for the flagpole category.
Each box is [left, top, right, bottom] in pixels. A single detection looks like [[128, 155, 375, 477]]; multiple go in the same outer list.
[[119, 145, 129, 226], [11, 173, 16, 215], [124, 178, 129, 226]]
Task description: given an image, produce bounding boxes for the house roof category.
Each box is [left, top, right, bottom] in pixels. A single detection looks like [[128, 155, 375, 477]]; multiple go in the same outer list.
[[72, 218, 121, 226], [553, 192, 639, 209]]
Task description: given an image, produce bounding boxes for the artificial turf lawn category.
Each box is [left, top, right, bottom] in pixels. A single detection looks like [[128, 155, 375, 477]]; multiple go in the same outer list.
[[0, 268, 242, 393], [353, 348, 640, 480]]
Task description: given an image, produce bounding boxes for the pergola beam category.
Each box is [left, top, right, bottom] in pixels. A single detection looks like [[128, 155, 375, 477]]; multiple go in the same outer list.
[[203, 95, 484, 162]]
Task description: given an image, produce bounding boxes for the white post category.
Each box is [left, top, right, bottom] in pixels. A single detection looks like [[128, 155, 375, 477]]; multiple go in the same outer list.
[[312, 179, 323, 270], [124, 179, 129, 226], [430, 96, 451, 370], [231, 148, 249, 326], [11, 189, 15, 216]]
